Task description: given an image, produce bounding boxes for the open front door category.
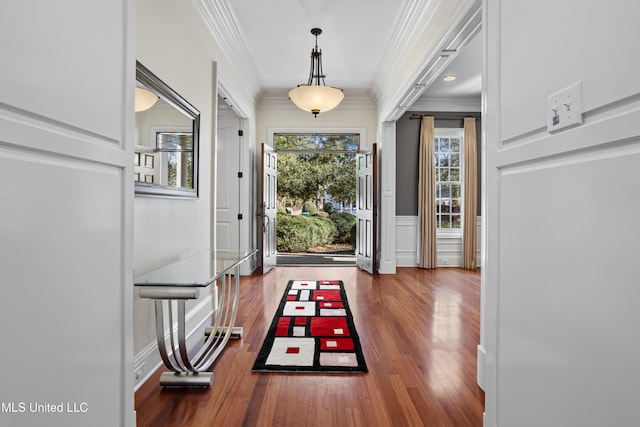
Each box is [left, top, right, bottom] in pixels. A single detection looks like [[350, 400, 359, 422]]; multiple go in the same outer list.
[[260, 143, 277, 274], [356, 144, 377, 274]]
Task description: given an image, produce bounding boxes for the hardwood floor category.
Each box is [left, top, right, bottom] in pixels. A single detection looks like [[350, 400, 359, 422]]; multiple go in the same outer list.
[[135, 267, 484, 426]]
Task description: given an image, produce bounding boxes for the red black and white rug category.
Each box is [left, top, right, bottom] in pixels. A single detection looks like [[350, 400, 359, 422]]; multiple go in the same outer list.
[[252, 280, 368, 373]]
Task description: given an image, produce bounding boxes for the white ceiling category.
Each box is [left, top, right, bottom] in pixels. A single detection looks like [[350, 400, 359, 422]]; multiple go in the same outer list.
[[196, 0, 481, 111], [227, 0, 405, 91], [420, 28, 482, 100]]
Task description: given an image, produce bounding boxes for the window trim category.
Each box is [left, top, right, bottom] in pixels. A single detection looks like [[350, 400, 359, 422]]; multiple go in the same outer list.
[[434, 127, 464, 237]]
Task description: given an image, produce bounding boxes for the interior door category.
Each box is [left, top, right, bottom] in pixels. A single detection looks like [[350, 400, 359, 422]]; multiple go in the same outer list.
[[356, 144, 377, 274], [261, 143, 277, 273], [216, 102, 240, 251]]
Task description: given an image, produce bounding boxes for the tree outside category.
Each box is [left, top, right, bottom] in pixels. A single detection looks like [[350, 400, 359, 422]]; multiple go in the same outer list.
[[275, 133, 358, 253], [277, 151, 356, 212]]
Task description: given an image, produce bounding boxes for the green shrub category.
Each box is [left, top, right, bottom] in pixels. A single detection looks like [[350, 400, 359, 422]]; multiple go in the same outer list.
[[276, 212, 337, 252], [323, 202, 335, 214], [276, 205, 287, 214], [276, 213, 309, 252], [329, 212, 357, 245], [307, 216, 337, 247], [302, 201, 318, 215]]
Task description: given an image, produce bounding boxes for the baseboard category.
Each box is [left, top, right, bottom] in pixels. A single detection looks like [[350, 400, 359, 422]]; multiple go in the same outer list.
[[378, 261, 396, 275], [134, 295, 214, 391], [477, 344, 486, 391]]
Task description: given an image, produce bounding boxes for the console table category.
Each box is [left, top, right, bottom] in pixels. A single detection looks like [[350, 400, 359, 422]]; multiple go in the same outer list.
[[134, 249, 257, 387]]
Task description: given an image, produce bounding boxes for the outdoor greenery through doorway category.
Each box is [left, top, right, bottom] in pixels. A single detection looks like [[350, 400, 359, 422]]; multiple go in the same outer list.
[[275, 134, 358, 263]]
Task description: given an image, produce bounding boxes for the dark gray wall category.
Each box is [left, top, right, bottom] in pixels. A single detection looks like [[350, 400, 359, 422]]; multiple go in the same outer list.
[[396, 111, 482, 216]]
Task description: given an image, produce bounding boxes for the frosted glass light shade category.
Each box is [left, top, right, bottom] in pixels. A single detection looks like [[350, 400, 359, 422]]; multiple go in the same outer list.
[[135, 87, 159, 112], [289, 85, 344, 116]]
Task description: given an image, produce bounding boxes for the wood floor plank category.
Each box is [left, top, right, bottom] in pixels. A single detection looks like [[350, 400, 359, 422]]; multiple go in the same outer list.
[[135, 267, 484, 426]]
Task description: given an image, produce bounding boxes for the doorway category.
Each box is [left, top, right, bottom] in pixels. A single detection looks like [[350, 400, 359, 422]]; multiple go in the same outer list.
[[216, 94, 255, 275], [216, 96, 242, 252], [272, 133, 358, 267]]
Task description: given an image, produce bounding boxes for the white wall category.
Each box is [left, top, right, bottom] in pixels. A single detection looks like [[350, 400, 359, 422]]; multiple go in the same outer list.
[[135, 0, 220, 270], [482, 1, 640, 426], [134, 0, 257, 387], [0, 1, 135, 425]]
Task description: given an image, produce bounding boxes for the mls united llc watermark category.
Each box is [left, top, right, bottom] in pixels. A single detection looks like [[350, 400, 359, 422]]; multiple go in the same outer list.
[[2, 401, 89, 414]]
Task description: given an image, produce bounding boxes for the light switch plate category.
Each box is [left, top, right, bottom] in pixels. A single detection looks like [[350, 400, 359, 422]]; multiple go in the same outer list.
[[547, 81, 583, 133]]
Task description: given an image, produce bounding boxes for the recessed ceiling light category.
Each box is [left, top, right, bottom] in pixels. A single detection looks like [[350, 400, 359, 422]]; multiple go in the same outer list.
[[443, 74, 456, 82]]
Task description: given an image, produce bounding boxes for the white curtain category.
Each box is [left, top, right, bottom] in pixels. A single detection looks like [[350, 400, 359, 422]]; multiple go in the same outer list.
[[418, 116, 437, 269], [462, 117, 478, 269]]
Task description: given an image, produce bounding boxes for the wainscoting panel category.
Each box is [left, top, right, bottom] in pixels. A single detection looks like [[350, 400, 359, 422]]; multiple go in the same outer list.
[[437, 234, 463, 267], [395, 216, 482, 267], [483, 2, 640, 424], [395, 216, 420, 266]]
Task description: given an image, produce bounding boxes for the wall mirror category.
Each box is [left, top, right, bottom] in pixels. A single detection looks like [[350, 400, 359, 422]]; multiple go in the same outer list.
[[135, 61, 200, 198]]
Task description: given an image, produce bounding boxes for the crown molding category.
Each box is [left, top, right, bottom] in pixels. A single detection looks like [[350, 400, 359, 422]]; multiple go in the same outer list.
[[372, 0, 442, 97], [380, 0, 482, 121], [192, 0, 261, 103]]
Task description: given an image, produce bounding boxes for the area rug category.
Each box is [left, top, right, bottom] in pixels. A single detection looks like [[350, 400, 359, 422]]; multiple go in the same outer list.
[[252, 280, 368, 373]]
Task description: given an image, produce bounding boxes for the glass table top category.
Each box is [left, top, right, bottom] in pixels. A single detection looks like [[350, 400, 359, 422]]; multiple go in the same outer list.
[[134, 249, 257, 287]]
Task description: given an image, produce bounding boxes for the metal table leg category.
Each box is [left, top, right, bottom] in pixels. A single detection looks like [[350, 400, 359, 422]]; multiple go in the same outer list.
[[139, 265, 243, 387]]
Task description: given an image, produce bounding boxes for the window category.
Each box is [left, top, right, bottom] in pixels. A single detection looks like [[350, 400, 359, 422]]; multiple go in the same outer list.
[[157, 131, 194, 189], [434, 128, 463, 230], [274, 133, 359, 152]]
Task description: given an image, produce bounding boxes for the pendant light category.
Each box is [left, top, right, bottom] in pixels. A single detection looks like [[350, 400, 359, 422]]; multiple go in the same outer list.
[[135, 87, 158, 112], [288, 28, 344, 117]]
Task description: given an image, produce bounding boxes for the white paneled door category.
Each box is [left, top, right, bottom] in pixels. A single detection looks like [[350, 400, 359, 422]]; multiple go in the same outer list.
[[356, 144, 377, 274], [261, 143, 277, 274], [216, 105, 241, 252], [0, 1, 135, 426]]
